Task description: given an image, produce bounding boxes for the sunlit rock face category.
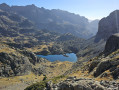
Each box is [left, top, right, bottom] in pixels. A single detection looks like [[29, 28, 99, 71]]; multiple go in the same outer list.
[[95, 10, 119, 42]]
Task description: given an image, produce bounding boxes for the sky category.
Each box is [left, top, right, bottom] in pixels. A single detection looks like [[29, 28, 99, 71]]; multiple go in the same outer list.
[[0, 0, 119, 20]]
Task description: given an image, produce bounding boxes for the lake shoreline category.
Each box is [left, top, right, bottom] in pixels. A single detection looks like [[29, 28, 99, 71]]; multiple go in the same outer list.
[[37, 53, 77, 62]]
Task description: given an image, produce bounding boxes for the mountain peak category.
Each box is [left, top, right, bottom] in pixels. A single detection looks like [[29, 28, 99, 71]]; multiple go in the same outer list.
[[26, 4, 37, 8], [0, 3, 9, 7], [94, 10, 119, 42], [0, 3, 10, 11]]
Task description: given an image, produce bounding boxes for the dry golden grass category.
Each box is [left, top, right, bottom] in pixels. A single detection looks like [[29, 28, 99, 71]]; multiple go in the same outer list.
[[0, 43, 15, 53], [0, 61, 72, 88], [46, 61, 73, 78], [26, 43, 53, 53], [69, 70, 89, 78], [95, 75, 113, 82], [34, 61, 73, 78], [69, 69, 114, 82], [95, 70, 113, 81], [113, 55, 119, 59], [0, 73, 44, 88]]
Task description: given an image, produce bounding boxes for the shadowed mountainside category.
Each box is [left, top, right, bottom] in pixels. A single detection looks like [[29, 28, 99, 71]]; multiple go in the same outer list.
[[0, 3, 99, 39]]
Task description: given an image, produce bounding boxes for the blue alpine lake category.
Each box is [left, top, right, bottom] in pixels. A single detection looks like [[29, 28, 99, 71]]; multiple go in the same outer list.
[[37, 53, 77, 62]]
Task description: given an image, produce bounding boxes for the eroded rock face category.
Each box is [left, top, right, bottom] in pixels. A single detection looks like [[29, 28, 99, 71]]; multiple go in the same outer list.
[[89, 60, 100, 72], [21, 50, 39, 65], [104, 33, 119, 55], [86, 34, 119, 78], [95, 10, 119, 42], [0, 51, 48, 77], [94, 60, 112, 77], [0, 52, 32, 77], [87, 56, 119, 79]]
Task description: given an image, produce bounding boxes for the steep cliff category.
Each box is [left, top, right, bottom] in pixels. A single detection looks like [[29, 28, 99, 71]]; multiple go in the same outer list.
[[85, 34, 119, 79], [77, 10, 119, 62], [95, 10, 119, 42]]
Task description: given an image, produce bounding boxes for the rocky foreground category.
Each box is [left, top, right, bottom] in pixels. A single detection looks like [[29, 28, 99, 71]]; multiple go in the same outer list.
[[45, 77, 119, 90]]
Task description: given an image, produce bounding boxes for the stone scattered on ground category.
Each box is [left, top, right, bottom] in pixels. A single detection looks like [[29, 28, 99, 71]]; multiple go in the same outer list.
[[45, 77, 119, 90]]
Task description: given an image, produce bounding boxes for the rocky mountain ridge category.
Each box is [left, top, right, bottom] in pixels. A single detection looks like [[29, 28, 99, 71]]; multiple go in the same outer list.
[[95, 10, 119, 42], [0, 3, 119, 90], [0, 3, 99, 39], [76, 10, 119, 62], [85, 33, 119, 79], [0, 9, 84, 56], [0, 9, 78, 78]]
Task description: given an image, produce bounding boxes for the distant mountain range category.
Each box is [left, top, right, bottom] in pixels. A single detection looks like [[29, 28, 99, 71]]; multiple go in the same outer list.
[[0, 3, 99, 39], [1, 3, 119, 90], [0, 8, 84, 77]]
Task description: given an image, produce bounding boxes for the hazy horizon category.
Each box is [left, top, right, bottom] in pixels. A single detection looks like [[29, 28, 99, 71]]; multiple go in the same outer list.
[[0, 0, 119, 20]]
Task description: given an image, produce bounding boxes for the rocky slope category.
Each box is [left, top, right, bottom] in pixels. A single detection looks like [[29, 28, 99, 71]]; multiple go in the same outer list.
[[25, 33, 119, 90], [44, 77, 118, 90], [0, 9, 84, 56], [0, 3, 99, 39], [0, 3, 119, 90], [84, 34, 119, 79], [63, 10, 119, 77], [25, 76, 119, 90], [0, 45, 45, 77], [0, 9, 77, 78], [76, 10, 119, 62]]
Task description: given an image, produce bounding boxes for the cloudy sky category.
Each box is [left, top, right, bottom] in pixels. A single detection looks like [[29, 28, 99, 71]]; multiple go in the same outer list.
[[0, 0, 119, 20]]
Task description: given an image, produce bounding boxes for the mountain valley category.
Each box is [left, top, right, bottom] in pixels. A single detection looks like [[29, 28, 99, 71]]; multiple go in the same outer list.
[[0, 3, 119, 90]]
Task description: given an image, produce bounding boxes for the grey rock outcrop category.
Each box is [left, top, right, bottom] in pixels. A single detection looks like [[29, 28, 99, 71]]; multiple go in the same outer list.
[[0, 52, 32, 77], [87, 34, 119, 78], [21, 50, 39, 65], [94, 60, 112, 77], [88, 58, 119, 78], [45, 77, 119, 90], [75, 10, 119, 73], [95, 10, 119, 42], [0, 51, 48, 77], [104, 33, 119, 55]]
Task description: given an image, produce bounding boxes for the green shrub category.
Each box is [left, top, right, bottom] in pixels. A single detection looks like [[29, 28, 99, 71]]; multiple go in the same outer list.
[[25, 75, 67, 90], [24, 81, 47, 90]]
